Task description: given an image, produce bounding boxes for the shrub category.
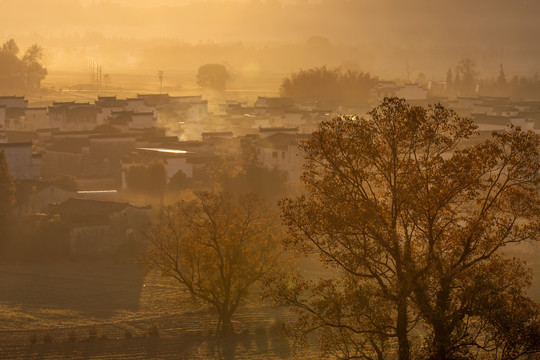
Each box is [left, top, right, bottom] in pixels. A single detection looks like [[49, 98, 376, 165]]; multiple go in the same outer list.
[[148, 324, 159, 337], [88, 327, 97, 340]]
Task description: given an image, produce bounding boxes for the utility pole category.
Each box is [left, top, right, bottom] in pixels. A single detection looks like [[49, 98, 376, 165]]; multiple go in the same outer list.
[[158, 70, 164, 94], [99, 65, 102, 90], [405, 63, 413, 83]]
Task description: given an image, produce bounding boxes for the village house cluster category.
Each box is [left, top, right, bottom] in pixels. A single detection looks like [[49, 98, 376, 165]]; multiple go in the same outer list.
[[1, 88, 539, 256], [0, 93, 327, 256]]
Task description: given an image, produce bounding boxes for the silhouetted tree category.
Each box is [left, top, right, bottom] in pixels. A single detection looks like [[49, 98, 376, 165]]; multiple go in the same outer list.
[[168, 169, 191, 191], [506, 75, 540, 100], [456, 58, 477, 96], [0, 42, 25, 91], [207, 147, 288, 200], [1, 39, 19, 56], [268, 98, 540, 360], [497, 63, 507, 87], [280, 66, 376, 108], [147, 191, 283, 336], [454, 71, 461, 96], [0, 40, 47, 92], [445, 68, 453, 95], [125, 161, 167, 196], [0, 150, 15, 243], [22, 44, 47, 89], [196, 63, 230, 91]]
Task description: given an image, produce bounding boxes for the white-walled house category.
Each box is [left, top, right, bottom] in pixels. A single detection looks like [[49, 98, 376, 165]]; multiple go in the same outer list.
[[169, 96, 209, 122], [126, 98, 154, 113], [131, 112, 156, 129], [257, 133, 307, 182], [48, 102, 100, 131], [0, 96, 28, 109], [24, 107, 49, 130]]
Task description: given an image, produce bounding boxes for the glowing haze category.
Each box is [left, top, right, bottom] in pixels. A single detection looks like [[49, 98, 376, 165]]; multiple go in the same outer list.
[[0, 0, 538, 78]]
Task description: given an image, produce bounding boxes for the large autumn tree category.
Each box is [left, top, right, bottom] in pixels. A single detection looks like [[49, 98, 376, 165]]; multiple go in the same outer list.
[[268, 98, 539, 360], [146, 191, 283, 336]]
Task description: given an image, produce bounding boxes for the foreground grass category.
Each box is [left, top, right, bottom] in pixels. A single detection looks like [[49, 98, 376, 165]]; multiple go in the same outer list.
[[0, 258, 293, 331]]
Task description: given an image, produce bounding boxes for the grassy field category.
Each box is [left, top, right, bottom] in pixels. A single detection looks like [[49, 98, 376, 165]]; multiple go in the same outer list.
[[0, 242, 537, 359], [0, 257, 319, 359]]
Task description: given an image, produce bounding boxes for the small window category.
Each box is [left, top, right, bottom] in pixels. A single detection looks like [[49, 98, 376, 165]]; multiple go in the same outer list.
[[282, 152, 286, 159], [272, 152, 277, 158]]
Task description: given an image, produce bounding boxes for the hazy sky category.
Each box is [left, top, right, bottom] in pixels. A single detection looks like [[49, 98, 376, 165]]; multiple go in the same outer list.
[[2, 0, 538, 44], [1, 0, 538, 78]]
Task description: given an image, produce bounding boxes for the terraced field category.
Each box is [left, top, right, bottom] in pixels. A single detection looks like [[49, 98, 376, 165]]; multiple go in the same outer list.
[[0, 243, 537, 359], [0, 258, 320, 359]]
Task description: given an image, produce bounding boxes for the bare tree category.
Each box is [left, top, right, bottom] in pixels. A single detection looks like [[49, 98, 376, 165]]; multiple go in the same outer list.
[[147, 191, 283, 336]]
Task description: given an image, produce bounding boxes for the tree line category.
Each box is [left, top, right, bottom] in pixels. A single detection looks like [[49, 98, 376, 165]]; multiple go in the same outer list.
[[280, 66, 377, 109], [0, 39, 47, 93]]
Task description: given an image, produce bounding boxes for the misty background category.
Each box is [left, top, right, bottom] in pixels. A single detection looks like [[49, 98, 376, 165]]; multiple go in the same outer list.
[[1, 0, 539, 86]]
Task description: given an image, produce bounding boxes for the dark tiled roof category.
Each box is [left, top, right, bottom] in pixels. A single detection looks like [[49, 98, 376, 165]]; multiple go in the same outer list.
[[202, 131, 233, 137], [0, 96, 25, 99], [257, 133, 300, 150], [89, 133, 138, 139], [0, 141, 32, 148], [48, 139, 88, 153], [137, 136, 179, 143], [52, 130, 95, 136], [259, 126, 298, 133]]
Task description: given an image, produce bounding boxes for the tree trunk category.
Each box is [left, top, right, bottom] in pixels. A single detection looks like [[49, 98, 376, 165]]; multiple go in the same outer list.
[[219, 311, 235, 337], [430, 321, 451, 360], [396, 295, 410, 360], [429, 280, 452, 360]]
